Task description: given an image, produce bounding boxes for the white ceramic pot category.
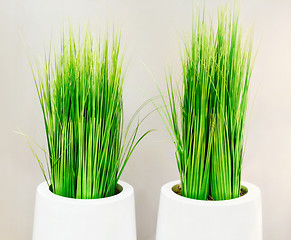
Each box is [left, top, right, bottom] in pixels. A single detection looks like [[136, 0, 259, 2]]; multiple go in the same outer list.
[[156, 180, 262, 240], [32, 180, 136, 240]]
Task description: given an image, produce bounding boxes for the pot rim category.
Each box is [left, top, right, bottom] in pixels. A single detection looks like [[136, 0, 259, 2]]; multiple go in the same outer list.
[[36, 180, 133, 205], [161, 180, 260, 206]]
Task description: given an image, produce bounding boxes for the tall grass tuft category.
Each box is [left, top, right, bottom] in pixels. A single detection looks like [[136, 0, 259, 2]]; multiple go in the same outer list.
[[210, 10, 253, 200], [159, 8, 253, 200], [32, 26, 150, 199]]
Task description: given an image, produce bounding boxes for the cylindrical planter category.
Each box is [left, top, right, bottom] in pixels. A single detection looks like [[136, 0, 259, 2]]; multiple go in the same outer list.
[[33, 180, 136, 240], [156, 180, 262, 240]]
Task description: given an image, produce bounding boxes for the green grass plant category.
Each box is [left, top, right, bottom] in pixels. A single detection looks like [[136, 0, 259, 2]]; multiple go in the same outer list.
[[158, 8, 253, 200], [32, 26, 150, 199], [210, 10, 253, 200]]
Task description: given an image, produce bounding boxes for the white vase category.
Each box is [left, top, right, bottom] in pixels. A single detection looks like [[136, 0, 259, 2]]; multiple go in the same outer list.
[[32, 180, 137, 240], [156, 180, 262, 240]]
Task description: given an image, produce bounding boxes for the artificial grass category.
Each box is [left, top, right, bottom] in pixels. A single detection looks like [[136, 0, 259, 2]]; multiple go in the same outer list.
[[32, 26, 150, 199], [159, 8, 253, 200]]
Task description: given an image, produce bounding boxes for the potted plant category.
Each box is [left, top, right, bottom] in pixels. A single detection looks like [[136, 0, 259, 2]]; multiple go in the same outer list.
[[30, 26, 150, 240], [155, 9, 262, 240]]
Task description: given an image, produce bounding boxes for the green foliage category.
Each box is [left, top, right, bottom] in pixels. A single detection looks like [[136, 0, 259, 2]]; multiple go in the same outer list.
[[159, 8, 253, 200], [210, 10, 253, 200], [33, 26, 150, 199]]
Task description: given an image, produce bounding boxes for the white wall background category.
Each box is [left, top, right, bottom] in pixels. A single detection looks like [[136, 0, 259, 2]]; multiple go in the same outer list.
[[0, 0, 290, 239]]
